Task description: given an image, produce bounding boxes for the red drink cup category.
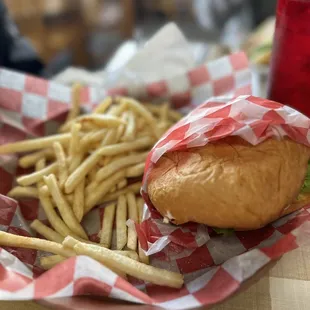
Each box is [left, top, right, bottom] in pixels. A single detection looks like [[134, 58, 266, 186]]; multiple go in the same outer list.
[[268, 0, 310, 116]]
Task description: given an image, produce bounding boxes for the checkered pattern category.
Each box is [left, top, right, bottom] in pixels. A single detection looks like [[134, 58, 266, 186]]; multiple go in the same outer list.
[[1, 52, 308, 309]]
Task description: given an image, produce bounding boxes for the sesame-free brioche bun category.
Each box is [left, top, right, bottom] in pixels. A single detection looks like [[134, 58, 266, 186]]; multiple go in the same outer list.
[[147, 137, 310, 230]]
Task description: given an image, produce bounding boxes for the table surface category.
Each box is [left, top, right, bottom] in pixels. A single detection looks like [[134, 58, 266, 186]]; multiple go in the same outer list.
[[1, 245, 309, 310]]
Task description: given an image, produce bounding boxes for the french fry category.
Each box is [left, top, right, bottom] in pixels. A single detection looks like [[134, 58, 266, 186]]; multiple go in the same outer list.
[[93, 97, 113, 114], [85, 180, 98, 197], [126, 192, 138, 251], [126, 163, 145, 178], [106, 105, 117, 116], [124, 250, 139, 261], [30, 220, 64, 243], [116, 195, 127, 250], [137, 197, 149, 264], [53, 142, 68, 189], [62, 237, 127, 279], [68, 153, 84, 173], [66, 194, 74, 204], [168, 109, 183, 122], [157, 121, 170, 136], [40, 250, 138, 270], [39, 185, 50, 197], [95, 152, 148, 182], [109, 185, 116, 193], [98, 157, 106, 166], [160, 102, 169, 123], [137, 118, 146, 131], [100, 203, 116, 248], [65, 137, 152, 194], [39, 189, 77, 237], [115, 113, 127, 142], [44, 174, 88, 239], [67, 83, 82, 122], [101, 128, 118, 146], [117, 179, 127, 190], [107, 101, 127, 116], [0, 133, 71, 154], [65, 150, 102, 193], [136, 130, 152, 138], [73, 178, 85, 222], [102, 156, 113, 166], [0, 231, 74, 257], [88, 166, 98, 181], [19, 149, 54, 168], [7, 186, 38, 199], [125, 98, 160, 139], [40, 255, 66, 270], [78, 115, 125, 128], [145, 103, 183, 121], [98, 182, 142, 204], [17, 162, 58, 187], [103, 154, 123, 166], [122, 110, 136, 142], [35, 158, 46, 189], [80, 129, 107, 148], [69, 123, 81, 156], [64, 115, 124, 133], [80, 121, 98, 131], [80, 131, 93, 147], [85, 170, 126, 213], [64, 237, 183, 288]]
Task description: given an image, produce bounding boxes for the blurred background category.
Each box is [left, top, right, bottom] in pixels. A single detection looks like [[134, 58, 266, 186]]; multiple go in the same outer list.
[[2, 0, 276, 83]]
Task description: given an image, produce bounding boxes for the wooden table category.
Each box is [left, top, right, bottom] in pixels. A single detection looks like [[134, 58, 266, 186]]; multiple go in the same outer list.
[[1, 246, 309, 310]]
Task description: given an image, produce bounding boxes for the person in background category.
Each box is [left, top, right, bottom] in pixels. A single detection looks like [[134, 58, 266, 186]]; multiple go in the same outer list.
[[0, 0, 43, 75]]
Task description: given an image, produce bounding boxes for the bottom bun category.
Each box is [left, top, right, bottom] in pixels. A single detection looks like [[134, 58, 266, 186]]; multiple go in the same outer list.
[[147, 137, 310, 230]]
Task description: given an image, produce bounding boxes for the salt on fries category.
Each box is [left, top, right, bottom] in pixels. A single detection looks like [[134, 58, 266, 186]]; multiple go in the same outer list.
[[0, 93, 183, 287]]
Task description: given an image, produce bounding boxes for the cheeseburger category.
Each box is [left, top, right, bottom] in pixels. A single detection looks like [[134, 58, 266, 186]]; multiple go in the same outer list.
[[147, 137, 310, 230]]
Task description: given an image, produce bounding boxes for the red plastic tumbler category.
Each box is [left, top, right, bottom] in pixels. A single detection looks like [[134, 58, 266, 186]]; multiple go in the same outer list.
[[268, 0, 310, 117]]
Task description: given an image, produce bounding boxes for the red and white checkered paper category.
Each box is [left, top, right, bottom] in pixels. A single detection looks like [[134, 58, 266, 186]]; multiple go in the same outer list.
[[139, 94, 310, 253], [1, 51, 309, 309]]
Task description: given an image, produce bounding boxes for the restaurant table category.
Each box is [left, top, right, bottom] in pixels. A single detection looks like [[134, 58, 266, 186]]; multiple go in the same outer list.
[[1, 245, 309, 310]]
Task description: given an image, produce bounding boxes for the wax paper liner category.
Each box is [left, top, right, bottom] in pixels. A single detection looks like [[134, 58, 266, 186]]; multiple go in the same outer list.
[[0, 52, 306, 310], [140, 94, 310, 254]]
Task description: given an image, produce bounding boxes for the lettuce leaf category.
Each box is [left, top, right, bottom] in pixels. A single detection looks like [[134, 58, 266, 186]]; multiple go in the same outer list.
[[212, 228, 234, 236], [300, 161, 310, 194]]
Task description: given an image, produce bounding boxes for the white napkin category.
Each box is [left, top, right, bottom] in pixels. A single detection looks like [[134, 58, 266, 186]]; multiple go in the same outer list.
[[53, 23, 196, 88]]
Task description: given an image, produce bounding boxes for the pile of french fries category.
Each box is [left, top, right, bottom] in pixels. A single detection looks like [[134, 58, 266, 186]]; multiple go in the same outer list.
[[0, 85, 183, 288]]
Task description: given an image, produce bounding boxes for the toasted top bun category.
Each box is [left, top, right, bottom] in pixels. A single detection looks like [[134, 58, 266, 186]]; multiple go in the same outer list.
[[147, 137, 310, 230]]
